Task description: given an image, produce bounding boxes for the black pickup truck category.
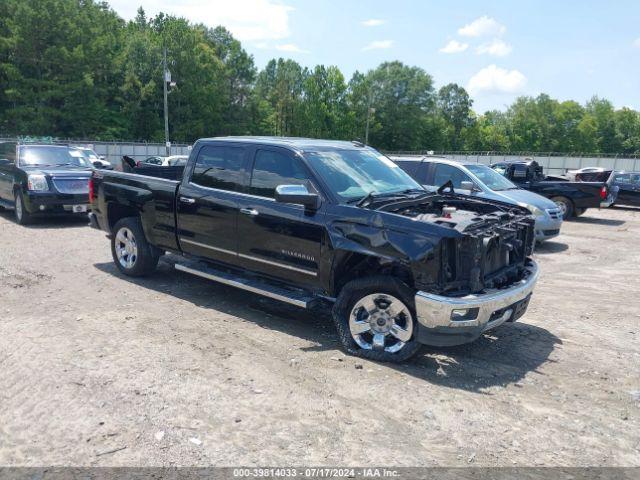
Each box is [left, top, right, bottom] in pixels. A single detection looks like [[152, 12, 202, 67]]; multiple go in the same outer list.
[[490, 159, 616, 218], [0, 142, 93, 224], [89, 137, 539, 362]]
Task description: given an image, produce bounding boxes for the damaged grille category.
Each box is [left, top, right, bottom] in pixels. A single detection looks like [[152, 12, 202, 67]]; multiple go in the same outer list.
[[381, 194, 535, 296], [444, 217, 534, 294]]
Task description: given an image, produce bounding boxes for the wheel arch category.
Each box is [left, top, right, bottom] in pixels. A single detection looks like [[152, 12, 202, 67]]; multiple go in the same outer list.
[[330, 250, 415, 297]]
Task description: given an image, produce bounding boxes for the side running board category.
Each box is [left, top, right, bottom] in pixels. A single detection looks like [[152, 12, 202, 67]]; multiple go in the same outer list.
[[172, 259, 317, 309]]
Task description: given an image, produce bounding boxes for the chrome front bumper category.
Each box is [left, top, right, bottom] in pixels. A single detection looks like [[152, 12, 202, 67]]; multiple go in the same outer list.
[[414, 261, 539, 343]]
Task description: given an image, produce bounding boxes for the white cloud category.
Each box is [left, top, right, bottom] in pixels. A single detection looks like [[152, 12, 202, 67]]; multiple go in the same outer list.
[[458, 16, 506, 37], [633, 37, 640, 48], [275, 43, 309, 54], [439, 40, 469, 54], [362, 40, 393, 51], [362, 19, 385, 27], [108, 0, 293, 41], [476, 39, 512, 57], [467, 64, 527, 94], [253, 42, 269, 49]]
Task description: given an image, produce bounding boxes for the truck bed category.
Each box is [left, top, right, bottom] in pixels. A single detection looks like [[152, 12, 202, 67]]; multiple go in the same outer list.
[[91, 169, 182, 251]]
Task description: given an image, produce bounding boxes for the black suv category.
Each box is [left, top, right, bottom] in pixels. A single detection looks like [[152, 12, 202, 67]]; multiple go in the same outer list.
[[0, 142, 92, 224]]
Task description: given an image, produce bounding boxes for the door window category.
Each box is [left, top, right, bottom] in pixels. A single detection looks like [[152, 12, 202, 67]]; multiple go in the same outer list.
[[433, 163, 472, 189], [191, 145, 245, 191], [249, 150, 311, 198]]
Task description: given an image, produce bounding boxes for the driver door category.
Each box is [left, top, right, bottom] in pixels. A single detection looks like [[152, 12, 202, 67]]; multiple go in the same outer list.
[[236, 147, 325, 287]]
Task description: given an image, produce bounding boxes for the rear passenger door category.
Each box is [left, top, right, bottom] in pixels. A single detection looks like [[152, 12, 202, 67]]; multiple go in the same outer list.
[[236, 147, 324, 286], [427, 163, 475, 195], [176, 143, 249, 263], [395, 159, 429, 185]]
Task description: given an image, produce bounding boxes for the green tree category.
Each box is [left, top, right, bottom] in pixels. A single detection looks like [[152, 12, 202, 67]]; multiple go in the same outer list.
[[365, 61, 438, 150], [253, 58, 307, 136], [437, 83, 473, 150], [302, 65, 349, 139]]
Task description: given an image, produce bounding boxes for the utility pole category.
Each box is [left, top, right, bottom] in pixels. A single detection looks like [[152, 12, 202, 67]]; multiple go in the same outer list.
[[162, 47, 170, 156]]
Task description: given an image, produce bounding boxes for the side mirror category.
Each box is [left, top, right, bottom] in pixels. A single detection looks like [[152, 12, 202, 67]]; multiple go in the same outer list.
[[275, 184, 320, 210], [99, 156, 106, 160], [93, 161, 105, 169], [460, 181, 476, 191]]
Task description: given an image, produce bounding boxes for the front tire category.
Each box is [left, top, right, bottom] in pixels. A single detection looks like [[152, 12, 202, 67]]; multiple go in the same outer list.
[[551, 196, 574, 219], [111, 217, 160, 276], [333, 276, 422, 363], [14, 190, 32, 225]]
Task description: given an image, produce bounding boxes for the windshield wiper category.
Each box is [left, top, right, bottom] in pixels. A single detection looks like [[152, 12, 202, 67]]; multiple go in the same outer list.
[[354, 189, 424, 208]]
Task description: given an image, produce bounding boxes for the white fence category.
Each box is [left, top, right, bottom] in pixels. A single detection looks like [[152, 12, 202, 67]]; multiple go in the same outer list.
[[71, 141, 191, 164], [4, 137, 640, 173], [393, 153, 640, 175]]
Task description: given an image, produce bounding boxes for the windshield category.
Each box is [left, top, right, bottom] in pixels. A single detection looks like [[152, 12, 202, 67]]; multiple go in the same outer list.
[[305, 149, 422, 202], [467, 164, 517, 191], [19, 146, 91, 167]]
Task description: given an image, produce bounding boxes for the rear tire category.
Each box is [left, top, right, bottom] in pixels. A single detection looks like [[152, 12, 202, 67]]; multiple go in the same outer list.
[[111, 217, 160, 276], [574, 207, 585, 217], [14, 190, 32, 225], [333, 276, 422, 363], [551, 196, 574, 219]]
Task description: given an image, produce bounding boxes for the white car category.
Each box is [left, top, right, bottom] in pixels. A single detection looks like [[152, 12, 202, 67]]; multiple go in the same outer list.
[[161, 155, 189, 167], [566, 167, 604, 181], [72, 147, 112, 169]]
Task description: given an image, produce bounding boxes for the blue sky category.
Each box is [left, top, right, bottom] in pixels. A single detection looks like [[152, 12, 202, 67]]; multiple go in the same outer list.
[[109, 0, 640, 113]]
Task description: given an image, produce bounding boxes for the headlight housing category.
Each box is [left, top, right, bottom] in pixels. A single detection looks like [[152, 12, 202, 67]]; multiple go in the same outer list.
[[27, 174, 49, 191], [518, 202, 544, 218]]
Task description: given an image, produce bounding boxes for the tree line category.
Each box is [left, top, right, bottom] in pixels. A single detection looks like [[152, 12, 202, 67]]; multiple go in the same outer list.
[[1, 0, 639, 154]]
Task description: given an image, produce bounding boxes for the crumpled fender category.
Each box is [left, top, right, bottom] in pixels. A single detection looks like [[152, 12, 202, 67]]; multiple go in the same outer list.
[[323, 212, 447, 295]]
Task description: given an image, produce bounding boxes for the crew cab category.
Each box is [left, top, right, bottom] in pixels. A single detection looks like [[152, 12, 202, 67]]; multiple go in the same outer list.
[[89, 137, 539, 362], [392, 156, 563, 242], [490, 159, 616, 218], [0, 142, 93, 224]]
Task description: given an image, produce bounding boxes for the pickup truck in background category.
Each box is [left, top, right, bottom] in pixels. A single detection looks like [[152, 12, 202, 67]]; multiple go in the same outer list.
[[490, 159, 616, 218], [89, 137, 539, 362]]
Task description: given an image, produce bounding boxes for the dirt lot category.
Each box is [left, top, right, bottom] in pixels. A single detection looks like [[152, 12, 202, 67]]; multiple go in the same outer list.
[[0, 206, 639, 467]]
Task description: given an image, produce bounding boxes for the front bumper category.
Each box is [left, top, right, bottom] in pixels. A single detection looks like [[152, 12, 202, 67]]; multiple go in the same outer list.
[[23, 191, 90, 215], [414, 260, 539, 347], [534, 216, 562, 241]]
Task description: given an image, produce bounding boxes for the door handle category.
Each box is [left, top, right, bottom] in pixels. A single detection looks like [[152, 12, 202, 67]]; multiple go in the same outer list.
[[240, 207, 259, 216], [180, 196, 196, 204]]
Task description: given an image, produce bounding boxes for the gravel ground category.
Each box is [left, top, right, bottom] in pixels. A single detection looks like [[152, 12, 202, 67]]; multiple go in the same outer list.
[[0, 206, 639, 467]]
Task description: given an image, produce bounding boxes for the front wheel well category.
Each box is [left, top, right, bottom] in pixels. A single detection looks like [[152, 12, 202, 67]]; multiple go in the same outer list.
[[331, 252, 415, 297]]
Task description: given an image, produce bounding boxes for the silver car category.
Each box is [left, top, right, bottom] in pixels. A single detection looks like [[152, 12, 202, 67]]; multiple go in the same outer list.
[[392, 156, 563, 242]]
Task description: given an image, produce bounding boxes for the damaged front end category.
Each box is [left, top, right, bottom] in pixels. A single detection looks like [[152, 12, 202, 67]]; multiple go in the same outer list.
[[379, 194, 535, 296], [376, 193, 538, 347]]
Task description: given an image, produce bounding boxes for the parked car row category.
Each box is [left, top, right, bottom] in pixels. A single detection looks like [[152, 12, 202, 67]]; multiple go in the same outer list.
[[0, 138, 635, 363]]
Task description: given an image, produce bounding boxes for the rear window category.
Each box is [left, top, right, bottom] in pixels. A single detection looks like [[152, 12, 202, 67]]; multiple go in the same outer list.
[[190, 145, 245, 192]]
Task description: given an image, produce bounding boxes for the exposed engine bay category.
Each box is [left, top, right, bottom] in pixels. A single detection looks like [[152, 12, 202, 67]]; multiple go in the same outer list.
[[380, 194, 536, 295]]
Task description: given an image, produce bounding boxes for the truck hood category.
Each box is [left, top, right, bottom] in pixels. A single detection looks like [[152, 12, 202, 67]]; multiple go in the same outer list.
[[491, 188, 558, 210]]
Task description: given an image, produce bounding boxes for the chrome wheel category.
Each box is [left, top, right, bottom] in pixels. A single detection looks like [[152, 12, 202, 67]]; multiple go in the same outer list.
[[349, 293, 413, 353], [115, 227, 138, 269], [14, 194, 23, 221]]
